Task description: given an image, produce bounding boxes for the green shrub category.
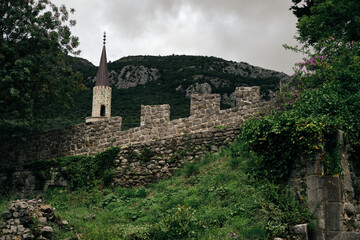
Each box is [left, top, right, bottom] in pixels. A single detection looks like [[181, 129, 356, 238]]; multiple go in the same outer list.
[[259, 182, 313, 239], [30, 146, 121, 190], [240, 111, 340, 183], [184, 195, 201, 208], [135, 187, 149, 198], [228, 156, 241, 169], [184, 162, 200, 178], [101, 193, 118, 208], [238, 223, 267, 240], [148, 204, 202, 239]]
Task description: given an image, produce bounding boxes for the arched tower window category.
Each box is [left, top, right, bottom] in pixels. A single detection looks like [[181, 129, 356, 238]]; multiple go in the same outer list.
[[100, 105, 106, 117]]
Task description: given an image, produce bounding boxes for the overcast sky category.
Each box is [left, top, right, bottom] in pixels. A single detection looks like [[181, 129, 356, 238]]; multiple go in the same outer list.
[[52, 0, 303, 75]]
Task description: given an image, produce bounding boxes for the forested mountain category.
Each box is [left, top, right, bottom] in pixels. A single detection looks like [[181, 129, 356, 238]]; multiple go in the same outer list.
[[65, 55, 288, 130]]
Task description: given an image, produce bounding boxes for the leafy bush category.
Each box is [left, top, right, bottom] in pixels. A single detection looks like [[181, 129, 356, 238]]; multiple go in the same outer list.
[[240, 111, 339, 183], [59, 146, 120, 190], [101, 193, 118, 208], [25, 146, 120, 190], [148, 204, 202, 239], [135, 187, 149, 198], [184, 162, 200, 177]]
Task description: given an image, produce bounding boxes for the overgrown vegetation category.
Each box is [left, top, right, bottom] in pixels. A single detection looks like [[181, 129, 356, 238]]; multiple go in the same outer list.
[[24, 146, 120, 190], [290, 0, 359, 45], [239, 3, 360, 183], [0, 0, 82, 139], [240, 112, 340, 183], [0, 140, 311, 239]]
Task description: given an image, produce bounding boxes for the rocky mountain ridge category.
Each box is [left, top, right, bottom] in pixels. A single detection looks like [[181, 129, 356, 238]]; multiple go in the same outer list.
[[87, 58, 288, 93], [108, 65, 160, 89]]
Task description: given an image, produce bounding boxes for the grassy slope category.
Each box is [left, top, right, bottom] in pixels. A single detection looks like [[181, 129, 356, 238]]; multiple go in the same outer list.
[[0, 140, 308, 240], [45, 143, 268, 239]]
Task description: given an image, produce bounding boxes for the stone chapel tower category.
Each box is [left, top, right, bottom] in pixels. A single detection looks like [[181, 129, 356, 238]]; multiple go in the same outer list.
[[86, 33, 112, 123]]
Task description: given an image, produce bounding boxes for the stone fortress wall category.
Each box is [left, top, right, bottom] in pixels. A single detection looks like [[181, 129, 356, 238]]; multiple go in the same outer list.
[[0, 86, 264, 171], [0, 86, 268, 195]]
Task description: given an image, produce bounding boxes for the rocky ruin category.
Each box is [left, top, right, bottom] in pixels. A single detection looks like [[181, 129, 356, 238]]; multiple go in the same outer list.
[[0, 198, 69, 240]]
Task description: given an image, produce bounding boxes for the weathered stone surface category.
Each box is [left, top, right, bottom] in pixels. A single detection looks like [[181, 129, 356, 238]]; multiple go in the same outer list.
[[0, 198, 67, 240], [224, 61, 289, 82], [111, 65, 160, 89], [325, 203, 344, 232], [323, 176, 342, 202], [23, 233, 34, 239], [38, 217, 47, 224], [39, 226, 53, 238], [326, 231, 360, 240], [306, 159, 323, 175], [40, 204, 51, 212], [293, 224, 308, 240], [344, 203, 356, 217], [185, 82, 212, 97], [1, 211, 12, 220], [291, 133, 360, 240]]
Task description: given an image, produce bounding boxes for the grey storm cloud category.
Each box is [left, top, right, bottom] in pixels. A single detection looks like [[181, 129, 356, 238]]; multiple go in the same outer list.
[[53, 0, 303, 74]]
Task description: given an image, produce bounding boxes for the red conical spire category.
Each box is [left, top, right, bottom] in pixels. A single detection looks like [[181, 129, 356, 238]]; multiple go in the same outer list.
[[95, 32, 109, 86]]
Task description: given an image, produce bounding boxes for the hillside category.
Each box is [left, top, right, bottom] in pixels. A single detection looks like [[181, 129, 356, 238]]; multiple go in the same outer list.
[[0, 140, 310, 240], [65, 55, 288, 130]]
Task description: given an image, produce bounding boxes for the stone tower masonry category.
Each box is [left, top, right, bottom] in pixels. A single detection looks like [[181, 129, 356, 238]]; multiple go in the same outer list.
[[86, 33, 112, 123]]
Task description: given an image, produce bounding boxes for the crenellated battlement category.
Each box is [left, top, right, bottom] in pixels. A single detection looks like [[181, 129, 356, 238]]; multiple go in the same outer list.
[[140, 104, 170, 127], [190, 94, 221, 117], [235, 86, 261, 105], [0, 86, 268, 170]]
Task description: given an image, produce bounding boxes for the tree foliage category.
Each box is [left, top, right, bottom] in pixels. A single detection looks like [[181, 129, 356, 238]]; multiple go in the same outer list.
[[0, 0, 81, 138], [290, 0, 314, 20], [241, 38, 360, 183], [290, 0, 360, 44], [241, 2, 360, 182]]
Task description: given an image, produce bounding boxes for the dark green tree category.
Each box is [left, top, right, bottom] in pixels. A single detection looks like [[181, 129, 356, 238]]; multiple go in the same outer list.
[[0, 0, 81, 138], [290, 0, 360, 44]]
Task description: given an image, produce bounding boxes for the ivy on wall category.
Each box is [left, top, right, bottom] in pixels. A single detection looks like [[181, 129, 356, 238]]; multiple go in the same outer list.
[[239, 112, 340, 183], [24, 146, 121, 190], [240, 38, 360, 183]]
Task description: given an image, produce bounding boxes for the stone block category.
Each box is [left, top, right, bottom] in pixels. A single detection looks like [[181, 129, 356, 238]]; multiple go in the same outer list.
[[326, 231, 340, 240], [306, 160, 323, 175], [318, 219, 325, 230], [325, 202, 343, 231], [306, 175, 323, 189], [293, 224, 308, 240], [325, 231, 360, 240], [344, 203, 356, 217], [2, 211, 12, 220], [40, 226, 53, 238], [335, 232, 360, 240], [323, 176, 342, 202], [307, 187, 323, 205], [308, 229, 324, 240]]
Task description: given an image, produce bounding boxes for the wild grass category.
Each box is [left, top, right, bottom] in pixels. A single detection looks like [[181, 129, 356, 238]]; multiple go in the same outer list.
[[0, 140, 311, 239]]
